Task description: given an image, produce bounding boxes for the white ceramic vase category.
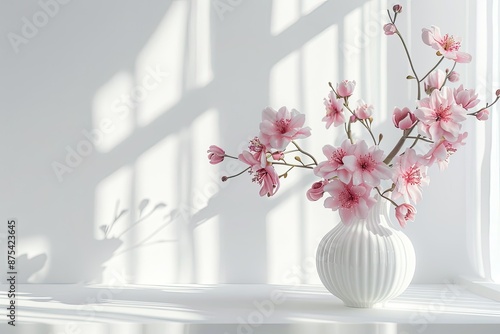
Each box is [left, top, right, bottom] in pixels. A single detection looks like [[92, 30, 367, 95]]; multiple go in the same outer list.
[[316, 195, 416, 308]]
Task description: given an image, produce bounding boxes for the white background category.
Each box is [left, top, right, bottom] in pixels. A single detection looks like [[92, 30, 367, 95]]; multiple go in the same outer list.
[[0, 0, 495, 285]]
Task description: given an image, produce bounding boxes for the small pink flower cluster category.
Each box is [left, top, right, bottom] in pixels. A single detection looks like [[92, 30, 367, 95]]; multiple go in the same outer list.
[[208, 107, 311, 197], [208, 4, 499, 228]]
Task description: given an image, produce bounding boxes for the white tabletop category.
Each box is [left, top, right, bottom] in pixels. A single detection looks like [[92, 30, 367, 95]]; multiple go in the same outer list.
[[1, 284, 500, 333]]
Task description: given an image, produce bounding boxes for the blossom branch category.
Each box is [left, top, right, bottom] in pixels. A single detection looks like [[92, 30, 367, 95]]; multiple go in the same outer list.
[[409, 134, 424, 149], [393, 28, 421, 99], [387, 9, 394, 24], [375, 187, 398, 207], [383, 123, 418, 164], [419, 56, 445, 83], [221, 167, 251, 182], [271, 161, 314, 169], [439, 62, 457, 89], [343, 119, 355, 144], [407, 135, 433, 144], [468, 95, 500, 116], [283, 149, 300, 155], [382, 183, 395, 196], [328, 82, 339, 98], [291, 141, 318, 166], [279, 165, 295, 178], [344, 104, 377, 145]]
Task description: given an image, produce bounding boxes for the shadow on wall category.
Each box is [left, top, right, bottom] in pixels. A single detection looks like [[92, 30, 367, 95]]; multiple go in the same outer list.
[[17, 254, 47, 283], [3, 0, 373, 284]]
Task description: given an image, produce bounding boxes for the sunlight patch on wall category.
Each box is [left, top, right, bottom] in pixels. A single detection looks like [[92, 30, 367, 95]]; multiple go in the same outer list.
[[360, 0, 388, 124], [466, 0, 488, 279], [342, 7, 362, 80], [301, 0, 328, 16], [271, 0, 327, 36], [271, 0, 300, 36], [266, 193, 301, 283], [270, 50, 301, 110], [189, 109, 220, 283], [92, 71, 134, 153], [301, 24, 340, 158], [193, 218, 220, 283], [490, 109, 500, 282], [188, 0, 214, 89], [488, 0, 500, 282], [134, 135, 180, 284], [340, 0, 388, 135], [190, 108, 220, 214], [303, 184, 336, 284], [136, 0, 188, 127], [94, 165, 133, 284]]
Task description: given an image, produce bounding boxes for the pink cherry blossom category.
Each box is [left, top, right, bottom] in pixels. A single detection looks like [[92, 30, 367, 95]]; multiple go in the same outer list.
[[254, 166, 280, 197], [395, 203, 416, 228], [424, 69, 446, 95], [207, 145, 225, 164], [306, 180, 328, 201], [392, 107, 417, 130], [414, 87, 467, 141], [384, 23, 397, 35], [453, 85, 480, 110], [422, 132, 467, 170], [323, 180, 376, 225], [336, 80, 356, 98], [323, 91, 345, 129], [342, 141, 392, 187], [354, 100, 374, 119], [313, 140, 355, 183], [239, 151, 280, 196], [259, 106, 311, 151], [447, 70, 460, 82], [392, 148, 429, 204], [422, 26, 472, 63], [476, 109, 489, 121], [248, 137, 268, 167], [238, 150, 262, 170]]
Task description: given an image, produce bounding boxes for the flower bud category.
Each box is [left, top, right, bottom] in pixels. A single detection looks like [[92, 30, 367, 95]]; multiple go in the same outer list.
[[393, 4, 403, 13], [395, 203, 416, 228], [454, 84, 480, 110], [306, 180, 328, 201], [447, 71, 460, 82], [336, 80, 356, 98], [355, 99, 374, 120], [383, 23, 397, 36], [496, 89, 500, 96], [476, 109, 489, 121], [208, 145, 225, 164], [392, 107, 417, 130]]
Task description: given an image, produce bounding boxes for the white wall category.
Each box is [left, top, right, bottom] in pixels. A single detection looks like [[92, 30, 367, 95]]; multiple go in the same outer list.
[[0, 0, 483, 284]]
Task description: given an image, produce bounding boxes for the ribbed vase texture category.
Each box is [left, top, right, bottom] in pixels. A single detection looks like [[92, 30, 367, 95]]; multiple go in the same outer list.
[[316, 196, 416, 308]]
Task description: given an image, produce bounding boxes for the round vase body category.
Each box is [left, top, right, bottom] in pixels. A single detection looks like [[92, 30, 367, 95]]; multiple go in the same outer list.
[[316, 196, 416, 308]]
